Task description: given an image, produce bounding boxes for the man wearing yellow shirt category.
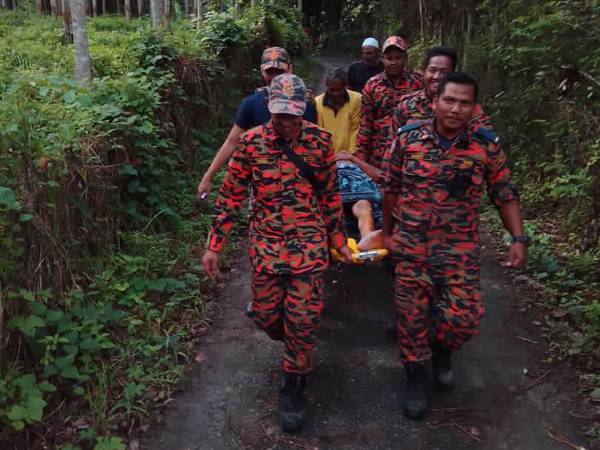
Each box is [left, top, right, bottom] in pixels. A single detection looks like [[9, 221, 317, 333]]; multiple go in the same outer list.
[[316, 67, 384, 252], [315, 67, 362, 154]]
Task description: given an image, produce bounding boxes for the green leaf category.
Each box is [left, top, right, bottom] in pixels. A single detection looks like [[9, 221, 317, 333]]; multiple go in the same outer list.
[[0, 186, 18, 209], [26, 396, 46, 422], [63, 90, 77, 104], [60, 366, 89, 381], [79, 338, 101, 350], [94, 437, 125, 450], [38, 381, 57, 393], [118, 164, 138, 176], [10, 420, 25, 431], [18, 213, 33, 222], [7, 405, 27, 422], [591, 387, 600, 400]]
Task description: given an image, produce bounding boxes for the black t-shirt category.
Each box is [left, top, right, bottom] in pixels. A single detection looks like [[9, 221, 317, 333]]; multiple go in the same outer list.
[[234, 89, 318, 130], [347, 60, 384, 93]]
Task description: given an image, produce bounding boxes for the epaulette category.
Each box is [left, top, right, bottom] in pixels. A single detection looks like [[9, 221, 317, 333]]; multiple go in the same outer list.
[[397, 120, 426, 136], [474, 127, 500, 144]]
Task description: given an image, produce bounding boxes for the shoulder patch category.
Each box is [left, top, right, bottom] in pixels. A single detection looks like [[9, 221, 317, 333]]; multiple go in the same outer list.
[[397, 120, 426, 136], [474, 127, 500, 144]]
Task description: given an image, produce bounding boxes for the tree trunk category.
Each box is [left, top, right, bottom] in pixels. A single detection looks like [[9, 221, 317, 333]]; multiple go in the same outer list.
[[62, 0, 73, 44], [195, 0, 202, 29], [418, 0, 425, 42], [116, 0, 121, 14], [297, 0, 302, 12], [101, 0, 105, 14], [69, 0, 91, 86], [250, 0, 255, 8], [162, 0, 170, 27], [138, 0, 144, 16], [36, 0, 43, 13], [124, 0, 131, 19], [50, 0, 58, 15], [91, 0, 96, 16], [183, 0, 187, 15], [1, 0, 7, 9], [150, 0, 161, 28], [463, 4, 474, 70]]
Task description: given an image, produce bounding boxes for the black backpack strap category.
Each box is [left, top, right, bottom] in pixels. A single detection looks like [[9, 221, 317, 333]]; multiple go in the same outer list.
[[280, 141, 321, 192]]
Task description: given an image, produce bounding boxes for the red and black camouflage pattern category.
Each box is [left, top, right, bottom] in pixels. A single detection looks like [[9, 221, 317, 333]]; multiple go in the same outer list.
[[208, 120, 346, 274], [355, 72, 423, 169], [251, 271, 324, 374], [382, 120, 519, 362], [392, 89, 491, 134]]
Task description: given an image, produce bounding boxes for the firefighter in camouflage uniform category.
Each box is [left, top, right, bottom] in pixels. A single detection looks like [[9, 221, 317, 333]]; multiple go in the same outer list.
[[202, 74, 352, 433], [393, 47, 491, 132], [355, 36, 423, 169], [382, 73, 528, 420]]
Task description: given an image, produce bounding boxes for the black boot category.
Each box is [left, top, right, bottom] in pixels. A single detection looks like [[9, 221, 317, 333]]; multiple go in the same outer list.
[[401, 361, 428, 420], [432, 344, 454, 390], [279, 372, 307, 433]]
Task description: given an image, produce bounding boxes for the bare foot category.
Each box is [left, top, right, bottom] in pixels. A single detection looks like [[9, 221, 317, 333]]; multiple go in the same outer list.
[[357, 230, 384, 251]]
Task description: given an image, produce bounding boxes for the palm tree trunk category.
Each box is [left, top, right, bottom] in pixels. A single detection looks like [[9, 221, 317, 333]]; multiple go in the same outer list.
[[70, 0, 92, 87]]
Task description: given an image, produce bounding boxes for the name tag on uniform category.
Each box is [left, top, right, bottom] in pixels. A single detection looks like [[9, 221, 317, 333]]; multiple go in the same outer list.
[[253, 157, 276, 165], [406, 153, 426, 160], [454, 158, 474, 169], [302, 155, 321, 164]]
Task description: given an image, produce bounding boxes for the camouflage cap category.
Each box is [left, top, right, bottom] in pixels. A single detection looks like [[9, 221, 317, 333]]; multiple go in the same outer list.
[[268, 74, 307, 116], [260, 46, 290, 71], [382, 36, 408, 53]]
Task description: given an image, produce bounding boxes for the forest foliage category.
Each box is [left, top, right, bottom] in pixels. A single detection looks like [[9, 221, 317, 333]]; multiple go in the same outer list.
[[0, 3, 309, 448]]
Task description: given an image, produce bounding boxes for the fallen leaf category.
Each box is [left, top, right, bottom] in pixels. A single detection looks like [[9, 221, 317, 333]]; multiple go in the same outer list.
[[129, 439, 140, 450], [470, 426, 480, 437], [195, 352, 207, 363]]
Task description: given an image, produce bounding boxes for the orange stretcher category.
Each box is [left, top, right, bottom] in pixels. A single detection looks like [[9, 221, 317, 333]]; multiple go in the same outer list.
[[330, 238, 389, 264]]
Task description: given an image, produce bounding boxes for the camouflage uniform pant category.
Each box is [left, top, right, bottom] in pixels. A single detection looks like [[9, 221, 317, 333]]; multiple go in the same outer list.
[[251, 271, 325, 374], [394, 252, 484, 362]]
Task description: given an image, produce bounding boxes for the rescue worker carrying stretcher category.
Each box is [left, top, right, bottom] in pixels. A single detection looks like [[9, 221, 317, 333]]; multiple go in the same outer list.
[[382, 72, 528, 420]]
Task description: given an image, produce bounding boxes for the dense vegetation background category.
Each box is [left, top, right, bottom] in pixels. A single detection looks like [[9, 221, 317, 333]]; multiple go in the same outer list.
[[0, 0, 598, 448]]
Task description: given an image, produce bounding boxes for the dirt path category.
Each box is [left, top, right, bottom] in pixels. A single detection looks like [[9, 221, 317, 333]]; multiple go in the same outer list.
[[142, 58, 591, 450]]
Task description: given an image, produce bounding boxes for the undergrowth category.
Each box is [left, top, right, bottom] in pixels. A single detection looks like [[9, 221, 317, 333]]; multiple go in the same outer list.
[[0, 5, 309, 449]]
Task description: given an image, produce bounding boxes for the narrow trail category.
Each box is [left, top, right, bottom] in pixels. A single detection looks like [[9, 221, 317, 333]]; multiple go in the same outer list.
[[142, 58, 589, 450]]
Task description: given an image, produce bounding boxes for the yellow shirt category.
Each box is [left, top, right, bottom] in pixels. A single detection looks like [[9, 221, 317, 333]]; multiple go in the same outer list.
[[315, 89, 361, 153]]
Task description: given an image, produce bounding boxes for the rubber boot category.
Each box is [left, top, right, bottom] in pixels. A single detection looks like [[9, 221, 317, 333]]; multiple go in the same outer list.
[[401, 361, 429, 420], [279, 372, 307, 433], [432, 344, 454, 390]]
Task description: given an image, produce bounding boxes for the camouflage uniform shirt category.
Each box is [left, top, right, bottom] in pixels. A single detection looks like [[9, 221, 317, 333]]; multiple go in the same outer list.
[[392, 89, 491, 134], [383, 120, 518, 258], [208, 121, 346, 275], [355, 71, 423, 169]]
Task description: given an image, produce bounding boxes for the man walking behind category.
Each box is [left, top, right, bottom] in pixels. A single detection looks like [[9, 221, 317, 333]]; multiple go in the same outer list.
[[393, 46, 490, 131], [203, 74, 351, 433], [356, 36, 423, 169], [197, 47, 318, 198], [347, 37, 384, 93], [382, 73, 528, 420]]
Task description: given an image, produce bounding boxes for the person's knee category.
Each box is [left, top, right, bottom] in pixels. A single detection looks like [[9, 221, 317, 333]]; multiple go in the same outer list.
[[352, 199, 373, 217]]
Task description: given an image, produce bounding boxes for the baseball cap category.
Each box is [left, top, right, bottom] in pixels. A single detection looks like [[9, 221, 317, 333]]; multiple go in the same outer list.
[[260, 46, 290, 71], [362, 37, 379, 49], [268, 74, 307, 116], [382, 36, 408, 53]]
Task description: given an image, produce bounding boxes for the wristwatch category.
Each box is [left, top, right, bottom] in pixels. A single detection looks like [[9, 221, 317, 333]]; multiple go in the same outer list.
[[512, 235, 530, 246]]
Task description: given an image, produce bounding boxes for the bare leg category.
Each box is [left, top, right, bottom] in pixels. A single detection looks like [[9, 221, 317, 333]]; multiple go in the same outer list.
[[352, 200, 375, 237], [352, 200, 384, 250]]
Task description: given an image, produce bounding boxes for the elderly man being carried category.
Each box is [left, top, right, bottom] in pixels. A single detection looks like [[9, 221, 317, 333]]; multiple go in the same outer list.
[[316, 67, 387, 262]]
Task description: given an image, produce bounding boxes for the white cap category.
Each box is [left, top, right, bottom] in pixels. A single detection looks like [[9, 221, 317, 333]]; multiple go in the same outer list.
[[362, 37, 379, 49]]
